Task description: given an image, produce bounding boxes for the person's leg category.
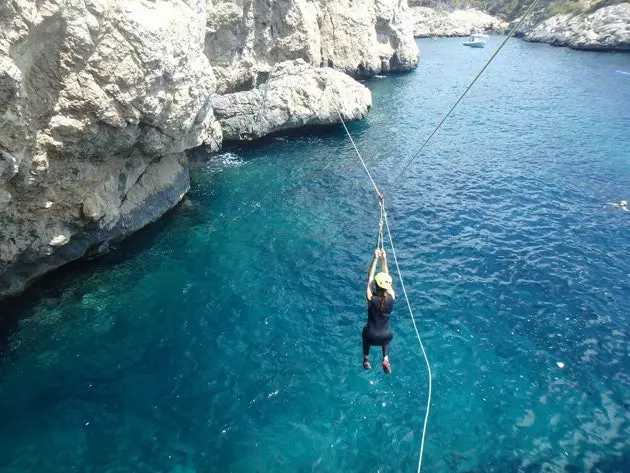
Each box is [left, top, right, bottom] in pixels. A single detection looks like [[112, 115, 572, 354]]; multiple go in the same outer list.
[[363, 338, 371, 357], [362, 337, 372, 369], [382, 347, 391, 373], [382, 340, 392, 374]]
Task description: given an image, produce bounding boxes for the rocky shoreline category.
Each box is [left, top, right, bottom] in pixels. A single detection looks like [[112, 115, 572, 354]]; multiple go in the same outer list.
[[409, 6, 507, 37], [521, 3, 630, 52], [212, 60, 372, 142], [0, 0, 417, 299], [409, 1, 630, 53], [2, 1, 628, 300]]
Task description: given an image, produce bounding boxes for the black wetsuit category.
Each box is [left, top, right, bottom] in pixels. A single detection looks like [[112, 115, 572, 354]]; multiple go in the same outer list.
[[362, 292, 394, 357]]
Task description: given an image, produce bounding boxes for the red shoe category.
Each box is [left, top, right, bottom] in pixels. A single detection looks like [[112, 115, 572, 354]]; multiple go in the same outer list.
[[363, 357, 372, 370], [382, 359, 391, 374]]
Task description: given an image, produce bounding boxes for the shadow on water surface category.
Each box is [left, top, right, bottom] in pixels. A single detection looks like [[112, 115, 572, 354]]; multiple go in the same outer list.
[[221, 121, 370, 149], [0, 119, 364, 356], [0, 200, 192, 358]]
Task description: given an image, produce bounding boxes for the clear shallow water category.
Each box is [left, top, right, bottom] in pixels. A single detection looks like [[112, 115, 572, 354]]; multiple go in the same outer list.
[[1, 38, 630, 472]]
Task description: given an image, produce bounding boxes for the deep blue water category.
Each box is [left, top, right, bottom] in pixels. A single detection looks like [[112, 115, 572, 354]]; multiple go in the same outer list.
[[1, 37, 630, 473]]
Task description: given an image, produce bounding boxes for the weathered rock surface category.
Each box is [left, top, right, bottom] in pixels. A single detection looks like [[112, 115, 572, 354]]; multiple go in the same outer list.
[[206, 0, 419, 94], [409, 6, 507, 37], [523, 3, 630, 51], [0, 0, 418, 299], [213, 59, 371, 141], [0, 0, 221, 297]]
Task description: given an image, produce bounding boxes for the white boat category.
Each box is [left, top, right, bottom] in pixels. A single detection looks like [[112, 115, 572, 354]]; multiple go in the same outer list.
[[472, 33, 489, 41], [463, 34, 487, 48]]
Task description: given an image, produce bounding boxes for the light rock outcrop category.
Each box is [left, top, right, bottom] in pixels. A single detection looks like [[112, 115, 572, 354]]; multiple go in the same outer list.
[[523, 3, 630, 51], [0, 0, 418, 299], [409, 6, 507, 37], [0, 0, 221, 297], [205, 0, 419, 94], [213, 59, 371, 141]]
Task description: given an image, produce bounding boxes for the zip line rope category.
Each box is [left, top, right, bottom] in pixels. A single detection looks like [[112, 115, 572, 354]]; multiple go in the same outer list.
[[389, 0, 542, 192], [383, 206, 432, 473], [330, 2, 540, 467], [376, 201, 385, 251], [334, 107, 432, 473], [334, 109, 382, 198]]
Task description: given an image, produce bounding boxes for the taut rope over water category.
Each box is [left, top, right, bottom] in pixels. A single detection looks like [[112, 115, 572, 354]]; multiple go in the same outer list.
[[382, 203, 433, 473], [389, 0, 542, 192], [334, 106, 433, 473], [376, 198, 385, 251], [330, 2, 541, 468]]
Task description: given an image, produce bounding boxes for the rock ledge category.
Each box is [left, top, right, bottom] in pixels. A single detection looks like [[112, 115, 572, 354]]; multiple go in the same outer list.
[[213, 60, 372, 141]]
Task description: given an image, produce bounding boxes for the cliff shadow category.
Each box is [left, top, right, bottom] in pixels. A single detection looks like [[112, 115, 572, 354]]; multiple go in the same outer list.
[[0, 199, 193, 359], [220, 119, 372, 149]]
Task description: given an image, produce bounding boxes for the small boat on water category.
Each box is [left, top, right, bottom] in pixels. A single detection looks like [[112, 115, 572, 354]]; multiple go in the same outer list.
[[463, 33, 487, 48]]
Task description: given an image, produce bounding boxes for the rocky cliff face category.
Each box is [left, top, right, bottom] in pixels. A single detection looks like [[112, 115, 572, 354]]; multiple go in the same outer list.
[[408, 0, 630, 51], [206, 0, 418, 94], [523, 3, 630, 51], [213, 59, 372, 141], [0, 0, 417, 299], [0, 0, 221, 297], [409, 6, 507, 37]]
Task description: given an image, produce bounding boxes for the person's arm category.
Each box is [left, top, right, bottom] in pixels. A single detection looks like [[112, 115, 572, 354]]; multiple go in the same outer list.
[[366, 249, 379, 302], [381, 250, 389, 275], [381, 251, 396, 300]]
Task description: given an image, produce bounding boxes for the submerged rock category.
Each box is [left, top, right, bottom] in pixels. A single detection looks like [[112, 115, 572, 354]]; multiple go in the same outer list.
[[212, 60, 371, 141], [523, 4, 630, 51], [49, 235, 70, 247]]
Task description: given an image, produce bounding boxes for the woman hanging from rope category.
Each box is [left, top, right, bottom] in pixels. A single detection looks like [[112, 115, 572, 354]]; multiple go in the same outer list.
[[363, 248, 396, 374]]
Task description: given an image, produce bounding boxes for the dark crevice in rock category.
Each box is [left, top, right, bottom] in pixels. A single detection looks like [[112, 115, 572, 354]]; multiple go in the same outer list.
[[139, 121, 176, 141], [118, 156, 159, 209]]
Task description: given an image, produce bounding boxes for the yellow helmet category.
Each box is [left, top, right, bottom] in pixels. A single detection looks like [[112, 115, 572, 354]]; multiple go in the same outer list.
[[374, 272, 392, 290]]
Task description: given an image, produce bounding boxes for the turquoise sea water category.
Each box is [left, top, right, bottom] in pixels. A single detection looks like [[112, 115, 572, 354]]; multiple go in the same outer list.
[[1, 38, 630, 472]]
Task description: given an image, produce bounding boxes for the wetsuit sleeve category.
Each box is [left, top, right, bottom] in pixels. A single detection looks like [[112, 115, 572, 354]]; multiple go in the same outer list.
[[366, 254, 378, 302]]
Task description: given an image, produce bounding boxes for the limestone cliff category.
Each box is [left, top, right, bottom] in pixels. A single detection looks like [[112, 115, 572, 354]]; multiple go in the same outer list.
[[408, 0, 630, 51], [0, 0, 221, 297], [213, 59, 372, 141], [409, 6, 507, 37], [523, 3, 630, 51], [0, 0, 417, 299], [206, 0, 419, 94]]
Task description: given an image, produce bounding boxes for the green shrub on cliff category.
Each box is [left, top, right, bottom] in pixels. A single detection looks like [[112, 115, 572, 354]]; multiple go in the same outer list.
[[547, 0, 585, 16]]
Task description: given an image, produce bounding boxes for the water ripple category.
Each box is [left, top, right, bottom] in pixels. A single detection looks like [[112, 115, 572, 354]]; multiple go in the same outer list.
[[1, 38, 630, 472]]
